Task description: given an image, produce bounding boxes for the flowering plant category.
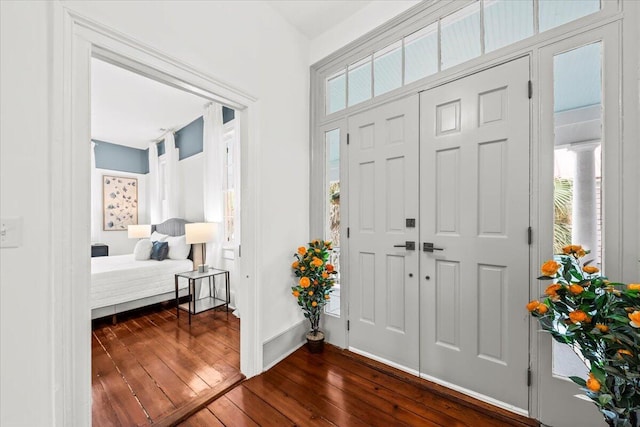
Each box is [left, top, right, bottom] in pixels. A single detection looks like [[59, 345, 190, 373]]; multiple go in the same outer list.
[[291, 240, 337, 337], [528, 245, 640, 427]]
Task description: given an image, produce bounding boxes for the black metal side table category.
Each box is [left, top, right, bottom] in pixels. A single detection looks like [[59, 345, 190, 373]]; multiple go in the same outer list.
[[174, 268, 230, 324]]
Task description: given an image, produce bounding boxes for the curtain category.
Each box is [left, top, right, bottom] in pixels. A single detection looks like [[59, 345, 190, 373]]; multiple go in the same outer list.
[[164, 132, 180, 220], [90, 141, 100, 242], [202, 103, 225, 266], [148, 142, 161, 224]]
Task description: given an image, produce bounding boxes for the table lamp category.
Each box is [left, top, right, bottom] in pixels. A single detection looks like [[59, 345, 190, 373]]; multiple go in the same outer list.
[[185, 222, 217, 273], [127, 224, 151, 239]]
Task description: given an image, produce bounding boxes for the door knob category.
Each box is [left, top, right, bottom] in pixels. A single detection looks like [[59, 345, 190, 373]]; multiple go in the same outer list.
[[393, 241, 416, 250], [423, 242, 444, 252]]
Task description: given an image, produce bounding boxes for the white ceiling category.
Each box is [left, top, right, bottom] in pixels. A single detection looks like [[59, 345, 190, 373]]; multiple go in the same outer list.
[[269, 0, 373, 39], [91, 58, 209, 149]]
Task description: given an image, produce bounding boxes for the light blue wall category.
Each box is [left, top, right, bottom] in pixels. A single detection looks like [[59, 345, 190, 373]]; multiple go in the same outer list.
[[175, 116, 203, 160], [93, 139, 149, 174]]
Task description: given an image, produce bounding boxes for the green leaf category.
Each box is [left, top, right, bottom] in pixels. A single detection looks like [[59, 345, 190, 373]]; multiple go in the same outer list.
[[570, 376, 587, 387]]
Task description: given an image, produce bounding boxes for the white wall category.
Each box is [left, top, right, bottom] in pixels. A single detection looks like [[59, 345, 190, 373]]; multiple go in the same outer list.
[[92, 168, 148, 255], [0, 1, 310, 425], [178, 152, 205, 223], [0, 2, 54, 425], [309, 0, 421, 64]]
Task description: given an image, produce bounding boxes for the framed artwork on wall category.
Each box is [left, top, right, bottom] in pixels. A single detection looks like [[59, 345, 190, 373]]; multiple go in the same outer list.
[[103, 175, 138, 231]]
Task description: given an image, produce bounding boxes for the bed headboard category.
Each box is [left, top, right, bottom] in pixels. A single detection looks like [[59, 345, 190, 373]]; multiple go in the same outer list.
[[152, 218, 190, 237]]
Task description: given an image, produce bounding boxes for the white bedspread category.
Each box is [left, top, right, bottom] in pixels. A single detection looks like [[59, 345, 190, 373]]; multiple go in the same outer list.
[[91, 254, 193, 309]]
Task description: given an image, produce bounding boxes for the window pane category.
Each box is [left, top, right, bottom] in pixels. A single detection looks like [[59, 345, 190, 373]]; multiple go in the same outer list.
[[441, 2, 481, 70], [484, 0, 534, 53], [539, 0, 600, 33], [348, 56, 372, 107], [552, 42, 602, 378], [404, 23, 438, 84], [325, 129, 341, 317], [326, 71, 346, 114], [374, 41, 402, 96]]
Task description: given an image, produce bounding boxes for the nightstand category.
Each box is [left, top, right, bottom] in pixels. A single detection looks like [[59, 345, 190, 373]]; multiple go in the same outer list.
[[91, 244, 109, 257], [174, 268, 230, 324]]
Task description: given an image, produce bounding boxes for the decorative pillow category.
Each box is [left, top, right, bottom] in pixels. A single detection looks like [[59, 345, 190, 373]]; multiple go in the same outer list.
[[150, 241, 169, 261], [166, 234, 191, 260], [150, 231, 169, 242], [133, 239, 153, 260]]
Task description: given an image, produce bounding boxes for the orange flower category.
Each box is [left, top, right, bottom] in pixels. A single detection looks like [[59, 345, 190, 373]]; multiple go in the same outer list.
[[324, 294, 330, 300], [292, 261, 299, 269], [299, 277, 310, 288], [595, 323, 609, 333], [311, 257, 323, 268], [628, 284, 640, 291], [617, 349, 633, 357], [300, 266, 306, 272], [315, 248, 321, 253], [324, 241, 331, 247], [628, 311, 640, 328], [545, 284, 562, 297], [569, 310, 589, 323], [308, 291, 314, 296], [527, 300, 541, 312], [297, 246, 307, 255], [526, 300, 548, 314], [562, 245, 573, 254], [326, 264, 335, 272], [569, 284, 584, 295], [311, 301, 318, 307], [322, 272, 329, 279], [586, 373, 601, 392], [541, 260, 560, 277], [583, 265, 599, 274], [292, 290, 300, 297]]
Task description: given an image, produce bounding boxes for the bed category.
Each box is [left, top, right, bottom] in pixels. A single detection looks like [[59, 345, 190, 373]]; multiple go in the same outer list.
[[91, 218, 194, 320]]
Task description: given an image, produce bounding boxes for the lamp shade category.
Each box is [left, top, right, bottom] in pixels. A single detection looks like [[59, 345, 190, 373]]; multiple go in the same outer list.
[[127, 224, 151, 238], [185, 222, 217, 244]]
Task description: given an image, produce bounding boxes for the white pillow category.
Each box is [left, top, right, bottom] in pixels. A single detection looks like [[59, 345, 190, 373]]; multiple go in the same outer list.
[[166, 234, 191, 260], [133, 239, 153, 260], [150, 231, 168, 242]]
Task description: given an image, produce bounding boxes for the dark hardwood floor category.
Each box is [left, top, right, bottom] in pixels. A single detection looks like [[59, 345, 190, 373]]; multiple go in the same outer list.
[[92, 303, 241, 427], [94, 305, 537, 427], [181, 345, 538, 427]]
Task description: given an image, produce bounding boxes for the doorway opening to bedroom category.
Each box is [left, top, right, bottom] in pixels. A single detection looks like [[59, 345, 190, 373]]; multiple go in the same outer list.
[[90, 56, 243, 425]]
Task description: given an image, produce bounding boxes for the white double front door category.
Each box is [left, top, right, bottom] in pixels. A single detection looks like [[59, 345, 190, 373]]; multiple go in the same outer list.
[[348, 56, 531, 411]]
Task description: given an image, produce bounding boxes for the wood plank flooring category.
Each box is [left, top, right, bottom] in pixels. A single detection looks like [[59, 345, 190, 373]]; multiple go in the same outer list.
[[94, 305, 538, 427], [181, 345, 538, 427], [92, 303, 241, 427]]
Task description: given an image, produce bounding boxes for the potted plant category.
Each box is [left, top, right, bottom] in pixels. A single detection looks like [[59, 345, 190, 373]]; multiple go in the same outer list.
[[291, 240, 337, 353], [528, 245, 640, 427]]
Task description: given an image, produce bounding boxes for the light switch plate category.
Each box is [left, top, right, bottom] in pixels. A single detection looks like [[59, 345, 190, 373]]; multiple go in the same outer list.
[[1, 217, 23, 248]]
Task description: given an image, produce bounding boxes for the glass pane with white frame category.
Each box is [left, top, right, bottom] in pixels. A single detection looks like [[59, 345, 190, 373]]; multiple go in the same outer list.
[[348, 56, 372, 107], [404, 22, 438, 84], [552, 42, 602, 379], [325, 128, 341, 317], [484, 0, 534, 53], [326, 71, 346, 114], [539, 0, 601, 33], [374, 41, 402, 97], [440, 1, 481, 70]]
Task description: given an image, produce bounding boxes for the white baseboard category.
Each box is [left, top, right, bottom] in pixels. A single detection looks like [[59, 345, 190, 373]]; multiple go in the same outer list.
[[262, 320, 307, 371], [419, 372, 529, 417], [348, 346, 420, 376]]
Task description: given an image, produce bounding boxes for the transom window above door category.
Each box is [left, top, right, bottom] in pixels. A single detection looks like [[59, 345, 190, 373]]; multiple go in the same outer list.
[[325, 0, 601, 115]]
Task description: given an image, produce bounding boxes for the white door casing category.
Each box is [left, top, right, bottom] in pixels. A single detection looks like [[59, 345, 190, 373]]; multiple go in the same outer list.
[[419, 56, 531, 413], [347, 95, 420, 373]]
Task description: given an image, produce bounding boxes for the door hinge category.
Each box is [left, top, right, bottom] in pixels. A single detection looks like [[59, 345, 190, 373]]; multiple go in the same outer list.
[[238, 245, 241, 257], [527, 226, 532, 245], [528, 80, 533, 99], [347, 227, 350, 238], [347, 133, 350, 145], [527, 368, 532, 387], [347, 320, 350, 331]]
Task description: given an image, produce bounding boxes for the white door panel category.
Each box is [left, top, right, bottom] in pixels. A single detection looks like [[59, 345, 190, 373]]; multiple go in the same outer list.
[[348, 95, 420, 372], [420, 56, 531, 411]]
